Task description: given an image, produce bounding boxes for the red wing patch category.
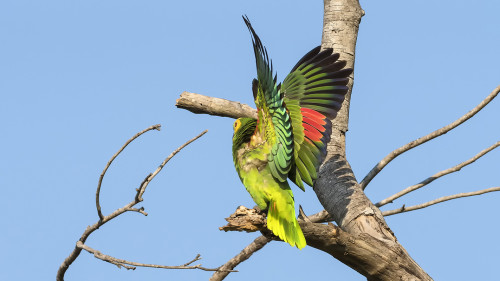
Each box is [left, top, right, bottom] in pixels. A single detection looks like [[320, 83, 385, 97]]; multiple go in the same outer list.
[[301, 108, 328, 142]]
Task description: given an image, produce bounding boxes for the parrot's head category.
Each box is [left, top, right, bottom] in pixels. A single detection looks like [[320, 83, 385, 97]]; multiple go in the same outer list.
[[233, 118, 256, 135], [232, 118, 257, 150]]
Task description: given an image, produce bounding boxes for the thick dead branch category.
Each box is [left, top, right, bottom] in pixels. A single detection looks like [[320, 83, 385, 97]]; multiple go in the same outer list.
[[382, 187, 500, 216], [77, 241, 224, 271], [56, 128, 208, 281], [212, 206, 336, 281], [219, 206, 432, 280], [177, 1, 434, 280], [377, 140, 500, 207], [360, 85, 500, 190], [176, 92, 257, 119], [219, 206, 266, 232]]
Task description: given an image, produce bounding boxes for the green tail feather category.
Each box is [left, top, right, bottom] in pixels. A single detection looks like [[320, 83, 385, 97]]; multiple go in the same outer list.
[[267, 198, 306, 249]]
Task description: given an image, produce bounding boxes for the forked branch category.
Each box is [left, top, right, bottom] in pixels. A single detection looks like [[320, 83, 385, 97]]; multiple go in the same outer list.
[[56, 127, 208, 281], [96, 124, 161, 220], [215, 206, 431, 280], [360, 85, 500, 190], [376, 140, 500, 207], [210, 205, 339, 281], [77, 242, 225, 271], [382, 187, 500, 216]]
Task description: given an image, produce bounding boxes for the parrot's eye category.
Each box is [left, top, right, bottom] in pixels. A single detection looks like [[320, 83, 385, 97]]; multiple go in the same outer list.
[[233, 120, 241, 132]]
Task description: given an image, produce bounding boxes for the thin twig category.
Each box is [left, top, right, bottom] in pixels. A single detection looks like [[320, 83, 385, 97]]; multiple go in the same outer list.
[[77, 242, 225, 271], [306, 209, 333, 223], [126, 207, 148, 216], [57, 128, 208, 281], [96, 124, 161, 221], [209, 236, 272, 281], [376, 141, 500, 207], [360, 85, 500, 190], [382, 187, 500, 216], [183, 254, 202, 266], [135, 129, 208, 202]]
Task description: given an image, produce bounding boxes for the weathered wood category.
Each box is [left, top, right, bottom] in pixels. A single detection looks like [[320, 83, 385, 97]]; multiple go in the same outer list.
[[221, 206, 431, 281], [178, 1, 433, 280], [176, 92, 257, 119]]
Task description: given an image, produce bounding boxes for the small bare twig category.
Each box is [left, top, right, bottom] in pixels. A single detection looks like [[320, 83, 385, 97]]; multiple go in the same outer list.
[[77, 241, 225, 272], [183, 254, 202, 266], [96, 124, 161, 221], [376, 141, 500, 207], [382, 187, 500, 216], [136, 129, 208, 201], [360, 85, 500, 190], [126, 207, 148, 216], [306, 209, 333, 223], [210, 235, 272, 281], [57, 127, 208, 281]]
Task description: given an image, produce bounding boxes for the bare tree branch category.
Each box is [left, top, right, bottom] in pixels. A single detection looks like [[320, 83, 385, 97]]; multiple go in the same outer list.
[[96, 124, 162, 221], [56, 128, 208, 281], [77, 241, 226, 272], [376, 140, 500, 207], [219, 206, 267, 232], [382, 187, 500, 216], [125, 206, 148, 216], [217, 205, 433, 280], [136, 129, 208, 201], [209, 235, 272, 281], [176, 92, 257, 119], [212, 205, 338, 281], [175, 88, 500, 278], [305, 209, 333, 224], [360, 85, 500, 190], [175, 2, 430, 279], [210, 204, 341, 281]]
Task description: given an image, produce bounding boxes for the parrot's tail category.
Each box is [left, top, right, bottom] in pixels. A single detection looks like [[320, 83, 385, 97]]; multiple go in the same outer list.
[[267, 196, 306, 249]]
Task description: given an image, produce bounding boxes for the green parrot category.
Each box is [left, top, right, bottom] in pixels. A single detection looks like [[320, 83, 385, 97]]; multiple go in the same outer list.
[[232, 16, 352, 249]]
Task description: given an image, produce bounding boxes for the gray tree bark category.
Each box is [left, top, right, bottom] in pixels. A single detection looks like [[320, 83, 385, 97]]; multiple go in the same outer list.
[[178, 0, 433, 280], [315, 1, 431, 279]]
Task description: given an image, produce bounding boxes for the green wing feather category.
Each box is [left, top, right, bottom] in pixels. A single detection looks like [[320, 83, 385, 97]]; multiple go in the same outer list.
[[243, 15, 294, 182], [282, 47, 353, 189], [235, 17, 352, 249]]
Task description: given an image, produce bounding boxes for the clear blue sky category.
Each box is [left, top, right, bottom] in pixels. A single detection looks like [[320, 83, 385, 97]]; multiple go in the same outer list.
[[1, 1, 499, 280]]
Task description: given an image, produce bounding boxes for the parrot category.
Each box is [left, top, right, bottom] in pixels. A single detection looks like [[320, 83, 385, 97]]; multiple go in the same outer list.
[[232, 16, 353, 249]]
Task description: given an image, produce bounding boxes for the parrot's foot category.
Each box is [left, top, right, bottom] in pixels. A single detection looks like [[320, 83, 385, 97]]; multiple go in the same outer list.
[[253, 205, 267, 216]]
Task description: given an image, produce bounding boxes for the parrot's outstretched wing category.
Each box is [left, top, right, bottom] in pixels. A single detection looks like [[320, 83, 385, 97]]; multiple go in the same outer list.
[[282, 46, 353, 190], [243, 15, 294, 183]]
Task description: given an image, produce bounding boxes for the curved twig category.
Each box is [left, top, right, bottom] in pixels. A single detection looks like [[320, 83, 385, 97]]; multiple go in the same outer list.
[[96, 124, 161, 220], [382, 187, 500, 216], [77, 242, 226, 272], [136, 129, 208, 201], [376, 141, 500, 207], [360, 85, 500, 190], [57, 128, 208, 281]]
